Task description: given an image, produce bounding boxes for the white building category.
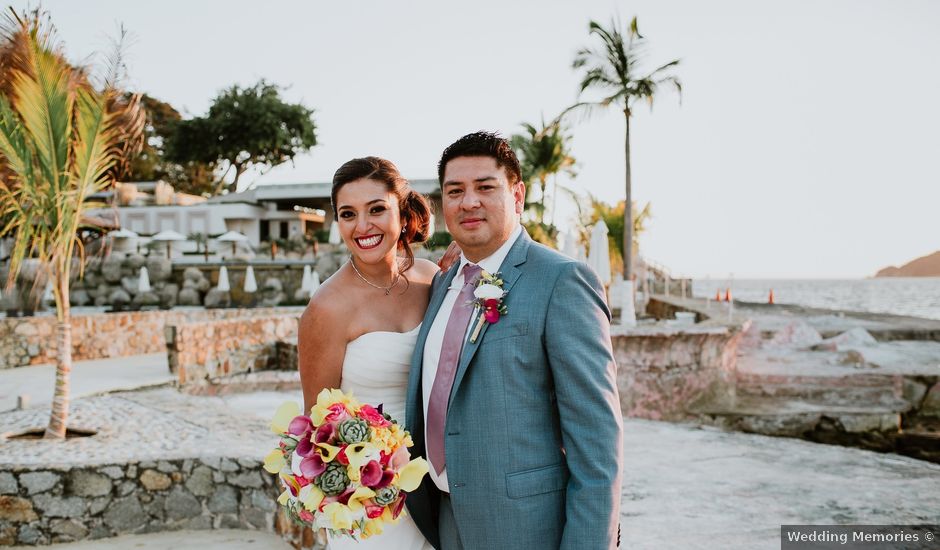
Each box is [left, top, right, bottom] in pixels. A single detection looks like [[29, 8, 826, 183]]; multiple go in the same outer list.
[[92, 179, 443, 250]]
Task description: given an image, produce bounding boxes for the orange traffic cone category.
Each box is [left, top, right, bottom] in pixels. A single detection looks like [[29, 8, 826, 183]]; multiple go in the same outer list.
[[768, 289, 775, 305], [724, 288, 732, 302], [715, 290, 722, 302]]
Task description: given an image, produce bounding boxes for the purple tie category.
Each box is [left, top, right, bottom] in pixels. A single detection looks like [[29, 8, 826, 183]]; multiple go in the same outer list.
[[427, 263, 482, 475]]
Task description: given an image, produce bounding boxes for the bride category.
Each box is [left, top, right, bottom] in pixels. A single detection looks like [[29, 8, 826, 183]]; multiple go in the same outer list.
[[298, 156, 447, 550]]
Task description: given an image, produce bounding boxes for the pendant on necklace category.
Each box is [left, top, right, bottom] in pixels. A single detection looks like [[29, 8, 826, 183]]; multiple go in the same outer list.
[[385, 288, 390, 296]]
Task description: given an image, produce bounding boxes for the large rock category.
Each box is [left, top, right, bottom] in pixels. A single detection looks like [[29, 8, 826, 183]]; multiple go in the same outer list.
[[103, 496, 145, 533], [139, 470, 171, 491], [19, 471, 60, 495], [146, 257, 172, 282], [185, 466, 214, 497], [812, 328, 878, 352], [32, 494, 85, 517], [69, 288, 91, 307], [204, 288, 231, 308], [158, 283, 179, 309], [68, 470, 112, 497], [164, 487, 201, 521], [0, 496, 38, 522], [922, 381, 940, 417], [207, 485, 238, 514], [183, 267, 210, 292], [50, 518, 88, 540], [293, 287, 312, 302], [177, 287, 201, 306], [227, 471, 262, 489], [123, 253, 146, 270], [0, 472, 17, 495], [259, 278, 286, 307], [132, 291, 160, 308], [766, 321, 823, 349], [108, 288, 132, 306], [120, 276, 140, 296], [101, 257, 124, 283]]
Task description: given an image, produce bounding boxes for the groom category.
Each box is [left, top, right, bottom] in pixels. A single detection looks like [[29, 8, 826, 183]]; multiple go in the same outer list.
[[405, 131, 623, 549]]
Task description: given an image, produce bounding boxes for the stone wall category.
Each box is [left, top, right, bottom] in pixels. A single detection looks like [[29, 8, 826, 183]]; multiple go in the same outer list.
[[0, 458, 279, 546], [0, 308, 304, 370], [612, 326, 743, 421], [167, 314, 300, 386]]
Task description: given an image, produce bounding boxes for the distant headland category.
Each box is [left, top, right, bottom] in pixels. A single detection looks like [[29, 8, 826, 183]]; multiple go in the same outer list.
[[876, 250, 940, 277]]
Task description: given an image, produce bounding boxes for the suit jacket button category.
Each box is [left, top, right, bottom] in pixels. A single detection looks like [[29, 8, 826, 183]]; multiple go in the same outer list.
[[452, 482, 465, 488]]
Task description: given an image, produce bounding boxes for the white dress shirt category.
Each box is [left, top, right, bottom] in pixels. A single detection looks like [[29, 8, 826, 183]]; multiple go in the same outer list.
[[422, 224, 522, 492]]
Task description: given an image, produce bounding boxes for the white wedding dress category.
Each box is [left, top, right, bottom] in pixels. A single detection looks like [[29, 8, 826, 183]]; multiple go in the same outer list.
[[328, 325, 434, 550]]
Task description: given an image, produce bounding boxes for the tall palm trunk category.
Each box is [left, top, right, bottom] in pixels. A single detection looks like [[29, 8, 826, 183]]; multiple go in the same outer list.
[[45, 265, 71, 439], [623, 109, 633, 283]]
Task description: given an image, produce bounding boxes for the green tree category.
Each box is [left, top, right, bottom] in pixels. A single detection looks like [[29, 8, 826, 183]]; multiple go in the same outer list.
[[0, 9, 144, 438], [581, 196, 652, 273], [510, 117, 576, 225], [167, 80, 317, 195], [568, 16, 681, 283], [125, 93, 216, 196]]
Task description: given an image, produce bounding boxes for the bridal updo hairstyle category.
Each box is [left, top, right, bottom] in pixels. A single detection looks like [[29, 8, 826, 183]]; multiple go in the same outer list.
[[330, 156, 432, 274]]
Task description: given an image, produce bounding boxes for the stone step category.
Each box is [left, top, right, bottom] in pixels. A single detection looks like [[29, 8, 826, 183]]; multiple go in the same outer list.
[[692, 395, 907, 438], [735, 371, 904, 407]]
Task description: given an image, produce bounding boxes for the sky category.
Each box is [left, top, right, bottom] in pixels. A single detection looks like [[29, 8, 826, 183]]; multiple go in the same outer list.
[[39, 0, 940, 278]]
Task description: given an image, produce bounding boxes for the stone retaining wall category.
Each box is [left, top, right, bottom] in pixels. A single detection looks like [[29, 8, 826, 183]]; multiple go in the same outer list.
[[167, 314, 300, 386], [0, 308, 304, 370], [612, 326, 743, 421], [0, 458, 279, 546]]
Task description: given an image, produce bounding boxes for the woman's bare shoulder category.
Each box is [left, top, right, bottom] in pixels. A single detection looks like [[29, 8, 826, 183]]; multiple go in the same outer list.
[[299, 273, 352, 335], [408, 258, 440, 284]]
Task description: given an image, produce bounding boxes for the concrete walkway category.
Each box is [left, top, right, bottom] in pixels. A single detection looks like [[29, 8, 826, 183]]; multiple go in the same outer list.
[[0, 353, 172, 413], [2, 386, 939, 548], [9, 529, 292, 549]]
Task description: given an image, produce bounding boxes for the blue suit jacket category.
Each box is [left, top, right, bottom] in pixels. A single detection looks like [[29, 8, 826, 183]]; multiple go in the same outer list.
[[405, 230, 623, 549]]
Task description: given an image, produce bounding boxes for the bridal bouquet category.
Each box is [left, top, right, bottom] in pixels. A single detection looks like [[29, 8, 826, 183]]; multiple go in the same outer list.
[[263, 389, 429, 539]]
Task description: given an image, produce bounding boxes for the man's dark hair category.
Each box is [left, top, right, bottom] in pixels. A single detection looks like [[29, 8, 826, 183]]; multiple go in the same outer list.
[[437, 131, 522, 186]]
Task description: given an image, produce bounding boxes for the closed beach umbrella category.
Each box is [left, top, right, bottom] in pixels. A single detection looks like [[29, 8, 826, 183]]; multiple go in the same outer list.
[[309, 270, 321, 295], [301, 265, 312, 295], [138, 266, 151, 293], [244, 266, 257, 293], [328, 222, 341, 245], [587, 221, 612, 286], [217, 266, 230, 292], [561, 230, 578, 259]]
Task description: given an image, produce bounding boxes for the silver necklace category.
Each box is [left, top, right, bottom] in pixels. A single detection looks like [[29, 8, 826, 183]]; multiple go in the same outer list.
[[349, 258, 401, 296]]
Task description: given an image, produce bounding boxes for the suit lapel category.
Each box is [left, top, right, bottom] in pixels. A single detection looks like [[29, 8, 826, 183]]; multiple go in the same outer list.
[[449, 232, 531, 403]]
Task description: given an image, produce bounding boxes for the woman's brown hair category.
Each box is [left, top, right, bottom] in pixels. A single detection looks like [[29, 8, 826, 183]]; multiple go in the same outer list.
[[331, 156, 431, 274]]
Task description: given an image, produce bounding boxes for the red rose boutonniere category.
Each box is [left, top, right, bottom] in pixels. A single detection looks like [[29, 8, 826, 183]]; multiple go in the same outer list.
[[468, 270, 508, 343]]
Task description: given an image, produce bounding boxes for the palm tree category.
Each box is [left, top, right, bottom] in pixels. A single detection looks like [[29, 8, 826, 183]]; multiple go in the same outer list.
[[0, 9, 144, 438], [568, 16, 681, 284], [510, 117, 576, 225]]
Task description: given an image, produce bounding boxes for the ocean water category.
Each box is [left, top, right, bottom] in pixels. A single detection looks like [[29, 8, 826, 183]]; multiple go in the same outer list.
[[691, 278, 940, 320]]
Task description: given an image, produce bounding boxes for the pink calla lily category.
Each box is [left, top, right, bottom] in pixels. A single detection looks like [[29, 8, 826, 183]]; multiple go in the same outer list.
[[315, 423, 335, 444], [300, 455, 326, 479], [360, 460, 383, 487], [288, 415, 313, 436], [295, 432, 316, 458]]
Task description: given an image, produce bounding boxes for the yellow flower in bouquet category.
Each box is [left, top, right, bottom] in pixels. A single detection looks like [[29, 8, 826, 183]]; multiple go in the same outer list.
[[262, 389, 429, 539]]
